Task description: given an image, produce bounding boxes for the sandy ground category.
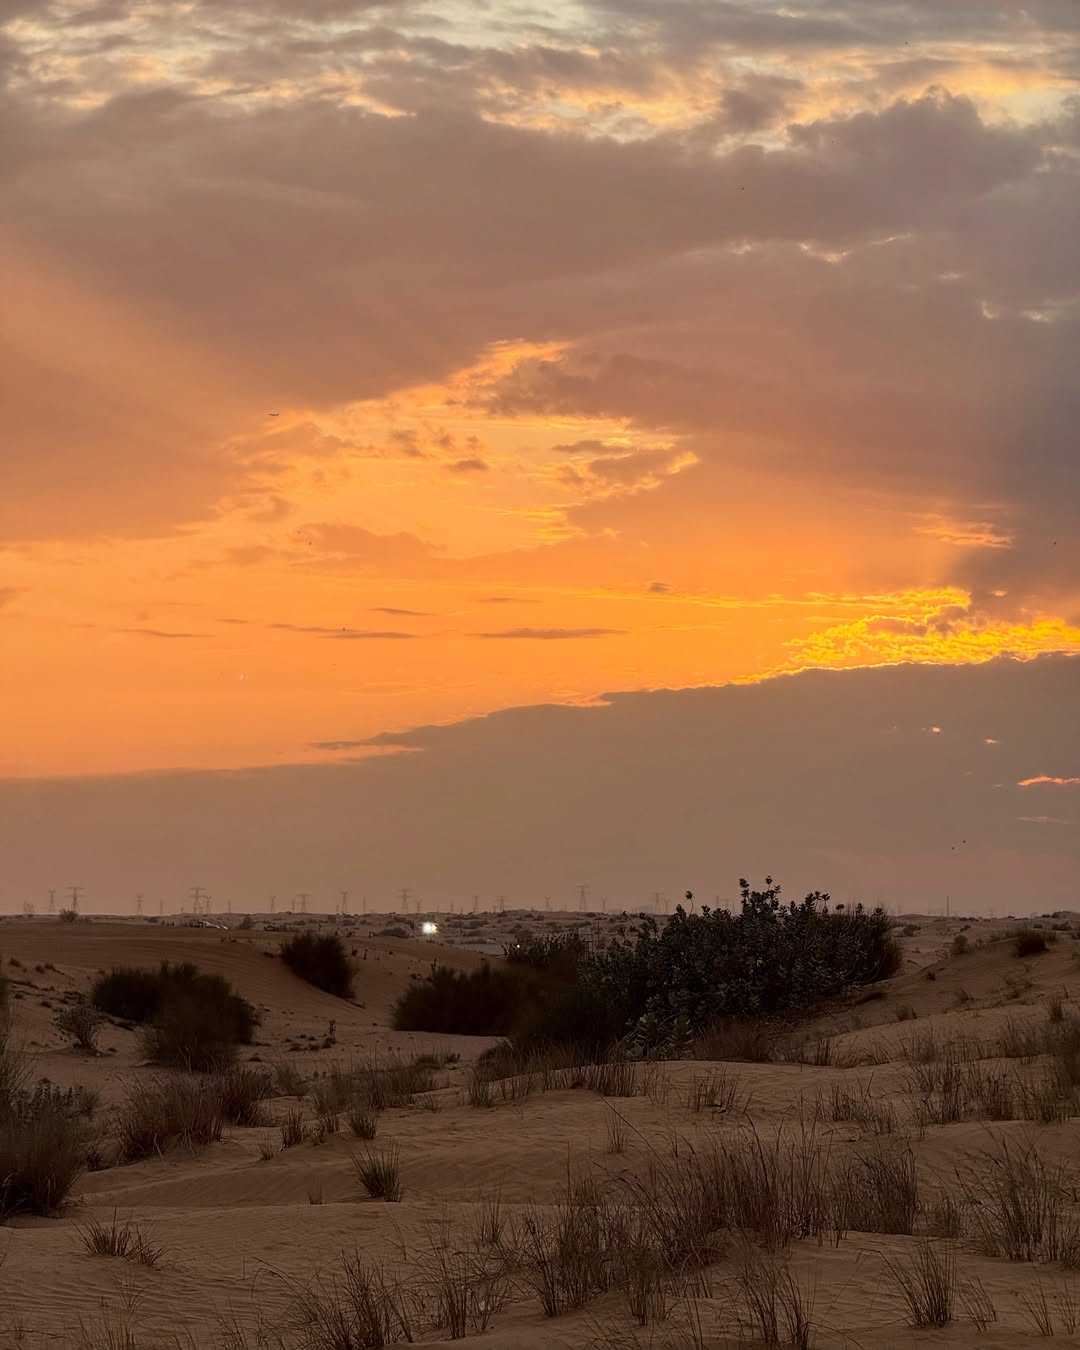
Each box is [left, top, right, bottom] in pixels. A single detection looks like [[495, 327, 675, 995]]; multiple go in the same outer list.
[[2, 910, 1080, 1348]]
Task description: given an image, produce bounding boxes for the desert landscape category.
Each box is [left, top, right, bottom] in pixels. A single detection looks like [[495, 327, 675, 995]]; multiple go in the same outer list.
[[3, 909, 1080, 1348]]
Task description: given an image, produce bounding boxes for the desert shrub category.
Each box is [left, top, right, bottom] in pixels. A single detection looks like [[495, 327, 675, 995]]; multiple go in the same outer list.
[[55, 999, 106, 1052], [213, 1066, 271, 1126], [588, 878, 900, 1048], [91, 966, 163, 1022], [1013, 928, 1050, 957], [504, 930, 590, 980], [238, 914, 255, 930], [93, 963, 256, 1071], [0, 1073, 85, 1218], [952, 934, 970, 957], [142, 993, 239, 1071], [395, 877, 899, 1054], [58, 908, 78, 924], [116, 1076, 226, 1161], [393, 963, 524, 1036], [280, 932, 354, 999]]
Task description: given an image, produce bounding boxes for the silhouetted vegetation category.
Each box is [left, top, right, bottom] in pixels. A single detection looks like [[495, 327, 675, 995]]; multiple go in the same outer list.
[[394, 965, 524, 1037], [280, 932, 354, 998], [91, 962, 257, 1071], [393, 877, 899, 1054], [1012, 928, 1051, 958], [55, 998, 105, 1052], [0, 1032, 85, 1217]]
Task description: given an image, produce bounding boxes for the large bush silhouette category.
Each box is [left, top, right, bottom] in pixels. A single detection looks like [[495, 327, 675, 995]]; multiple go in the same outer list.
[[91, 962, 257, 1070], [280, 932, 354, 998], [393, 878, 899, 1052]]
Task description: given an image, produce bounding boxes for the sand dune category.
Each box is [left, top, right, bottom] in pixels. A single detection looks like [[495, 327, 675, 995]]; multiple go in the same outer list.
[[3, 912, 1080, 1347]]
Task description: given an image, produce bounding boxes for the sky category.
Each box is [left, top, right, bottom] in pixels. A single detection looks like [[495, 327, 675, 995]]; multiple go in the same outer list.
[[1, 0, 1078, 912]]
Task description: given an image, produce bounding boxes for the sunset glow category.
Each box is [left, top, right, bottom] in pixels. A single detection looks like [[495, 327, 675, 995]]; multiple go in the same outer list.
[[2, 0, 1078, 908]]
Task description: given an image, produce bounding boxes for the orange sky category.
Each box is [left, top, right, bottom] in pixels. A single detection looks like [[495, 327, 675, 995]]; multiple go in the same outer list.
[[1, 0, 1078, 908]]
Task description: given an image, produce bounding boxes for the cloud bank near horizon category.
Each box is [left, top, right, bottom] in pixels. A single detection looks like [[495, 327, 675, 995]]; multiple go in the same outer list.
[[2, 655, 1076, 913]]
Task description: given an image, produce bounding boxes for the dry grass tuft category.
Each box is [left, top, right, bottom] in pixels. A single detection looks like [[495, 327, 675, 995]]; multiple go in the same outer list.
[[78, 1210, 164, 1267], [884, 1241, 956, 1327], [353, 1144, 402, 1201]]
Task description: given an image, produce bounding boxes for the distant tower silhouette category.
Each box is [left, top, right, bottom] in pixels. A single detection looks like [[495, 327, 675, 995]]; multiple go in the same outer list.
[[48, 889, 56, 915], [136, 893, 144, 917]]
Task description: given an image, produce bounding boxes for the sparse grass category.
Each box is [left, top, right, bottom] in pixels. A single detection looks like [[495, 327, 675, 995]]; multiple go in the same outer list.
[[287, 1255, 416, 1349], [78, 1210, 164, 1266], [958, 1276, 997, 1332], [116, 1076, 225, 1161], [346, 1101, 379, 1139], [214, 1066, 271, 1126], [271, 1060, 307, 1098], [467, 1067, 495, 1108], [605, 1107, 628, 1154], [884, 1242, 956, 1327], [353, 1145, 402, 1201], [279, 1106, 305, 1149], [825, 1081, 897, 1134], [834, 1148, 919, 1236], [1015, 1276, 1079, 1337], [959, 1136, 1080, 1264], [685, 1068, 745, 1115], [474, 1187, 505, 1246], [735, 1245, 816, 1348], [419, 1226, 511, 1339]]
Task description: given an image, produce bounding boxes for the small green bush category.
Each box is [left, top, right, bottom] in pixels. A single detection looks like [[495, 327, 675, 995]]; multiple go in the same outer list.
[[280, 933, 354, 999]]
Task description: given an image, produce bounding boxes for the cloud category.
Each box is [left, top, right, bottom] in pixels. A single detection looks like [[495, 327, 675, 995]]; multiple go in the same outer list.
[[327, 629, 419, 640], [117, 628, 205, 639], [1018, 775, 1080, 787], [4, 654, 1077, 908], [445, 457, 490, 474], [474, 627, 625, 639], [372, 606, 433, 616]]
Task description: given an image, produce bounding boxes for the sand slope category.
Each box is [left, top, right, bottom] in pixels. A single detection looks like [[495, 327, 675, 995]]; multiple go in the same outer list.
[[2, 912, 1079, 1348]]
